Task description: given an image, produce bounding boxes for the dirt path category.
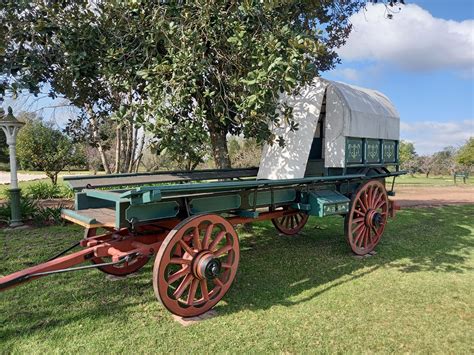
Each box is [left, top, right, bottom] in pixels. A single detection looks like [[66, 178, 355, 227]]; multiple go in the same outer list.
[[393, 185, 474, 208], [0, 171, 47, 184]]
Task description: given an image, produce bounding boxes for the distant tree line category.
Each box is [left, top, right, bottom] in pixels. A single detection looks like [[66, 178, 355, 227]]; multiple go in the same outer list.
[[399, 139, 474, 177]]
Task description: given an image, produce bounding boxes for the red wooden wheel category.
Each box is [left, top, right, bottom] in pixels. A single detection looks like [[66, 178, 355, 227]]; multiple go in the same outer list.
[[86, 228, 150, 276], [345, 180, 389, 255], [153, 214, 240, 317], [272, 209, 309, 235]]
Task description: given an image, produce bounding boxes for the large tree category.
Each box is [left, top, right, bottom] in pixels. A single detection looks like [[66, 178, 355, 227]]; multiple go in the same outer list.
[[1, 0, 363, 169], [124, 1, 363, 168]]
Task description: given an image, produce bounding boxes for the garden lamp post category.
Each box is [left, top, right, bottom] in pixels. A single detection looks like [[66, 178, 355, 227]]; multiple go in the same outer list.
[[0, 107, 25, 227]]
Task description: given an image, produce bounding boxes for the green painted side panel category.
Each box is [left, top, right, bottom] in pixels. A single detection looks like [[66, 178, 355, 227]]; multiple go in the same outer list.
[[383, 140, 397, 163], [291, 203, 311, 211], [75, 193, 114, 210], [121, 186, 162, 205], [366, 139, 381, 163], [307, 190, 350, 217], [346, 138, 364, 164], [116, 201, 129, 228], [248, 189, 296, 206], [85, 189, 127, 203], [190, 195, 241, 214], [125, 201, 179, 224]]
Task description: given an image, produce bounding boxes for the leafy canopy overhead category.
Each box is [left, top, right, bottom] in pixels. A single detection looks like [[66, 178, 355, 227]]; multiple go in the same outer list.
[[1, 0, 363, 168]]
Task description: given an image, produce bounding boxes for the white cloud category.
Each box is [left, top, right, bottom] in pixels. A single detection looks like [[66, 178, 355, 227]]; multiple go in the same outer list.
[[339, 4, 474, 75], [330, 68, 361, 82], [400, 119, 473, 154]]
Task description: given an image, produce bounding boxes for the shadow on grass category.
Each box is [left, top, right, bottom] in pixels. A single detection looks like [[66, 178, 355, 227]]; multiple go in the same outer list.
[[0, 205, 472, 339]]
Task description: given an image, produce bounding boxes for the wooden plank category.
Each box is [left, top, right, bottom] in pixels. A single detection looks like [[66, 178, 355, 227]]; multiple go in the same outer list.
[[61, 208, 116, 229]]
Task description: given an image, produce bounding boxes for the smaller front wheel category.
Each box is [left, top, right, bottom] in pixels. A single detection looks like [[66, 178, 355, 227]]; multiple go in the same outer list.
[[86, 228, 150, 276], [153, 214, 240, 317], [272, 209, 309, 236]]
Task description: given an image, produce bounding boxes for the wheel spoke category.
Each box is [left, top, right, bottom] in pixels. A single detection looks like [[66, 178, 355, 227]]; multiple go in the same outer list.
[[214, 244, 233, 257], [375, 198, 387, 210], [353, 227, 365, 244], [364, 227, 370, 248], [173, 273, 193, 299], [367, 186, 373, 209], [357, 197, 367, 212], [202, 223, 214, 249], [209, 230, 226, 251], [213, 277, 224, 288], [373, 193, 383, 210], [179, 239, 195, 256], [187, 278, 199, 306], [169, 257, 191, 265], [200, 279, 209, 301], [193, 227, 202, 251], [354, 209, 365, 217], [352, 217, 365, 224], [167, 266, 189, 285], [352, 221, 365, 234], [221, 262, 231, 269]]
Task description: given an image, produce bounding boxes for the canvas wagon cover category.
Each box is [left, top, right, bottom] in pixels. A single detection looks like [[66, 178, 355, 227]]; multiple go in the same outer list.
[[257, 78, 400, 179]]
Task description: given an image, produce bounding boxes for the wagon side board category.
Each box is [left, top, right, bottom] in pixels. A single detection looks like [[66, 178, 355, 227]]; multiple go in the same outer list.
[[61, 172, 404, 230]]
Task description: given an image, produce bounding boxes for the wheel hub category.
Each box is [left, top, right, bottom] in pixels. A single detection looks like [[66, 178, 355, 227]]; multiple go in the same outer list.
[[192, 252, 222, 280], [372, 212, 383, 227], [365, 209, 383, 228]]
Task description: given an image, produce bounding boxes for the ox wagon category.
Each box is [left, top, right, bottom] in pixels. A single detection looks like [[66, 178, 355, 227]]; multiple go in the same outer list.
[[0, 79, 405, 317]]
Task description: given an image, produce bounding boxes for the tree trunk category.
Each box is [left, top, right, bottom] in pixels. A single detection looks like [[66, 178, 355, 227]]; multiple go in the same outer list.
[[114, 126, 121, 174], [128, 125, 138, 173], [208, 120, 231, 169], [87, 108, 111, 174]]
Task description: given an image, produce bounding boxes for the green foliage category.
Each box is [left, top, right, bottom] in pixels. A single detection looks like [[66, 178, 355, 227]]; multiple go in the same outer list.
[[0, 1, 363, 169], [16, 116, 85, 184], [0, 190, 68, 226], [456, 137, 474, 167], [0, 129, 8, 163], [24, 181, 73, 200], [399, 140, 417, 172], [0, 191, 39, 223]]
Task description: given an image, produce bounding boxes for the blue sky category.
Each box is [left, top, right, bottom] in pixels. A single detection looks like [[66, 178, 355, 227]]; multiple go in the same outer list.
[[3, 1, 473, 155], [325, 0, 474, 154]]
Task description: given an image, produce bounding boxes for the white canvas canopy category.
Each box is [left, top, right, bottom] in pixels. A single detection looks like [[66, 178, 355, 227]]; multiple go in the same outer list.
[[257, 78, 400, 180]]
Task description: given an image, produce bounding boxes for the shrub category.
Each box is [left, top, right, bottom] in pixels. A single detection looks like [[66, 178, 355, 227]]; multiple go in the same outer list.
[[24, 181, 74, 200], [0, 191, 68, 227]]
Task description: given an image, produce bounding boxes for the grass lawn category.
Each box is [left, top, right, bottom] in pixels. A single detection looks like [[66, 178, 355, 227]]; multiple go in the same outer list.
[[1, 205, 473, 353], [395, 173, 472, 186]]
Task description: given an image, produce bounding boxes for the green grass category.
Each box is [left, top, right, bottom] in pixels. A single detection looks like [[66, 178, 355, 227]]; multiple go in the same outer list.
[[1, 206, 473, 353], [396, 173, 472, 186]]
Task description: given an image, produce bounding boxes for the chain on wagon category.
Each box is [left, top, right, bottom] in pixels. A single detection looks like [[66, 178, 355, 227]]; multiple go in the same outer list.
[[0, 79, 405, 317]]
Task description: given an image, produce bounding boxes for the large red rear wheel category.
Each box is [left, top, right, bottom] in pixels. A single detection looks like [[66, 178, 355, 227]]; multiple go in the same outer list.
[[85, 228, 150, 276], [272, 209, 309, 235], [345, 180, 389, 255], [153, 214, 240, 317]]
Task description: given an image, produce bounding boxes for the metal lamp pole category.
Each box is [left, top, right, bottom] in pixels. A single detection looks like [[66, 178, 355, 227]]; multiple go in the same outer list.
[[0, 107, 25, 227]]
